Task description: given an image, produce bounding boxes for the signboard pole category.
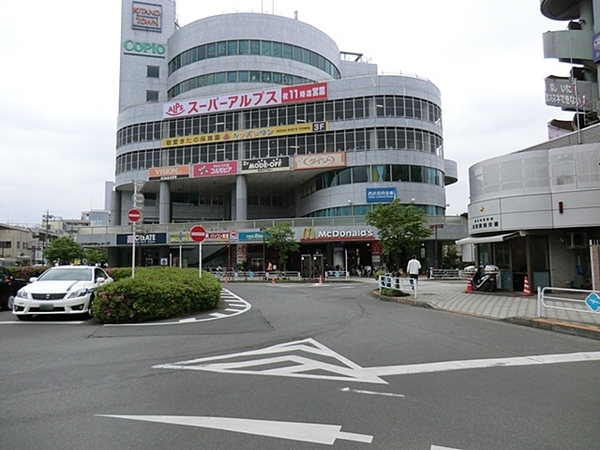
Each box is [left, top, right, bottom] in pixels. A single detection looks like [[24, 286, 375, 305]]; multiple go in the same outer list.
[[132, 224, 136, 279], [199, 243, 202, 278]]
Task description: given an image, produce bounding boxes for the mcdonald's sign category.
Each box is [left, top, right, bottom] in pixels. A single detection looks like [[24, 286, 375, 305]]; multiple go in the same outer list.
[[301, 227, 317, 240], [300, 227, 375, 242]]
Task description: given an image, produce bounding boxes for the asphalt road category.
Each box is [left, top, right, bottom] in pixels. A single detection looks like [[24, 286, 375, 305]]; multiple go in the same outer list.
[[2, 280, 600, 449]]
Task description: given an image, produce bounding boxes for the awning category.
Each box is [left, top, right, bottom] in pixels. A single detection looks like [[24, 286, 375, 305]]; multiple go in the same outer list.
[[455, 232, 522, 246]]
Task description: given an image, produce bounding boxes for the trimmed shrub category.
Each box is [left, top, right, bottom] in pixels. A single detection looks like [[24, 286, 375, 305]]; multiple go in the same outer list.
[[380, 287, 409, 297], [93, 267, 221, 324]]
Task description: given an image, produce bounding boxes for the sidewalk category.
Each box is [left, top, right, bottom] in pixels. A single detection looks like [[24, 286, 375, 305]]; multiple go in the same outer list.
[[375, 278, 600, 340]]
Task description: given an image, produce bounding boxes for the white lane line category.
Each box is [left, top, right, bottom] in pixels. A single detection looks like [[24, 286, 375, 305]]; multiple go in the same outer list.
[[154, 338, 600, 384], [97, 415, 373, 445], [431, 446, 464, 450], [341, 387, 405, 398], [366, 351, 600, 377]]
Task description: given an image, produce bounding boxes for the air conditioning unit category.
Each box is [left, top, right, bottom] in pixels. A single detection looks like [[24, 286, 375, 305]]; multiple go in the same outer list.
[[566, 232, 587, 249]]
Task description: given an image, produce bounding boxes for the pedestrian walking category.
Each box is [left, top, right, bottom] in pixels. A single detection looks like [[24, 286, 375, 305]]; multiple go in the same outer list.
[[407, 255, 421, 289]]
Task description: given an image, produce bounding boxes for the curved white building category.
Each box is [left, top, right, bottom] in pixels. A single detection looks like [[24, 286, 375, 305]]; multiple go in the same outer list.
[[86, 0, 463, 271], [458, 0, 600, 291]]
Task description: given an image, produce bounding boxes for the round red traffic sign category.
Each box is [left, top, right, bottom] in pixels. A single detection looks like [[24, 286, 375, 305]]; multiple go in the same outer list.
[[189, 225, 207, 243], [127, 208, 142, 222]]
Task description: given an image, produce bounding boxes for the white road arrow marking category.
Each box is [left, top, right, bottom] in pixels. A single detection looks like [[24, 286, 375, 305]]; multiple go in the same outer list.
[[153, 338, 600, 384], [97, 415, 373, 445]]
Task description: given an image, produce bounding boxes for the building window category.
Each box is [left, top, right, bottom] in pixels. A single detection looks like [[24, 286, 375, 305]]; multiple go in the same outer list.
[[146, 90, 159, 102], [147, 66, 159, 78]]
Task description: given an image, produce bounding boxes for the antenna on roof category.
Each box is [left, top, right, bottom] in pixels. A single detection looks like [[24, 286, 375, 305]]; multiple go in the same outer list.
[[294, 10, 298, 20]]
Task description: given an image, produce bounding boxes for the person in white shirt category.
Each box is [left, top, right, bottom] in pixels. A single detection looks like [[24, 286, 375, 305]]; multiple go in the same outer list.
[[406, 254, 421, 288]]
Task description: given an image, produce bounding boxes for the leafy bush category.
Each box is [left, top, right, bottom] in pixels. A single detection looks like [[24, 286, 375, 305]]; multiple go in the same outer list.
[[93, 267, 221, 324], [8, 266, 49, 281], [380, 287, 409, 297], [374, 269, 386, 280]]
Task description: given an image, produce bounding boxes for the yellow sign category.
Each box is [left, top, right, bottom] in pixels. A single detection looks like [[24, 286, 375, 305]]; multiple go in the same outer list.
[[162, 122, 327, 148]]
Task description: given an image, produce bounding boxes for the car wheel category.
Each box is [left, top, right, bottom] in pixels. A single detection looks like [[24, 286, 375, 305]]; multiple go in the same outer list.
[[87, 295, 95, 318], [16, 315, 33, 321], [7, 295, 15, 310]]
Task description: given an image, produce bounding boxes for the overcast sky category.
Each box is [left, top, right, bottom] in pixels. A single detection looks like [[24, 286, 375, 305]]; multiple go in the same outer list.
[[0, 0, 570, 226]]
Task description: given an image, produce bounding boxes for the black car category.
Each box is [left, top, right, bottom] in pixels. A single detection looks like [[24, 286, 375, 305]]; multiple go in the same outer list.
[[0, 266, 27, 310]]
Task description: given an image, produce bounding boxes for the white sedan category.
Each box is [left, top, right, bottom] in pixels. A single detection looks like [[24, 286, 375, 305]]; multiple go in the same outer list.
[[13, 266, 113, 320]]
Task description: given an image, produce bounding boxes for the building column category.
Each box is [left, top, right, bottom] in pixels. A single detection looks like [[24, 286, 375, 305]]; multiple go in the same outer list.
[[113, 190, 122, 225], [235, 174, 247, 220], [159, 180, 171, 224]]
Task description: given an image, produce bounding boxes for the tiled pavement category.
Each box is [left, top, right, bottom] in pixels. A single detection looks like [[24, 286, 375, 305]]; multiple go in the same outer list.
[[376, 278, 600, 340]]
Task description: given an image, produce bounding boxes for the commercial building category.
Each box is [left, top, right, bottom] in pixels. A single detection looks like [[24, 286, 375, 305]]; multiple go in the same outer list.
[[457, 0, 600, 291], [77, 0, 465, 273]]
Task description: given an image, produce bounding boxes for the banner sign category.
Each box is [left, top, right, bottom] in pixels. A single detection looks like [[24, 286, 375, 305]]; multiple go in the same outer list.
[[293, 152, 346, 170], [163, 82, 328, 118], [148, 165, 189, 180], [132, 2, 162, 32], [545, 77, 593, 111], [162, 122, 327, 149], [241, 157, 290, 173], [117, 233, 167, 245], [366, 187, 397, 203], [192, 161, 238, 178], [593, 33, 600, 63]]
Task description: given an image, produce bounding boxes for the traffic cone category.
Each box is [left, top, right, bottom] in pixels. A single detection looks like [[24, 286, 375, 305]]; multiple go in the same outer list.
[[522, 275, 533, 296], [271, 276, 275, 284], [318, 274, 323, 284], [465, 274, 474, 293]]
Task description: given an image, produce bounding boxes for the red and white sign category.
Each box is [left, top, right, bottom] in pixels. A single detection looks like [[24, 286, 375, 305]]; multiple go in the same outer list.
[[193, 161, 238, 178], [128, 208, 142, 223], [163, 82, 328, 118], [189, 225, 207, 243]]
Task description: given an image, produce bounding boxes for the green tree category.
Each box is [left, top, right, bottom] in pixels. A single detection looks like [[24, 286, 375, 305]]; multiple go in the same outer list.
[[365, 199, 432, 269], [264, 222, 299, 270], [441, 245, 462, 269], [43, 236, 84, 265], [83, 248, 108, 266]]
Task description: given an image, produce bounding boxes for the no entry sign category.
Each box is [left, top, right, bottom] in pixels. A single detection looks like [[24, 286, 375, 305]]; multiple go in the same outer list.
[[128, 208, 142, 222], [189, 225, 207, 243]]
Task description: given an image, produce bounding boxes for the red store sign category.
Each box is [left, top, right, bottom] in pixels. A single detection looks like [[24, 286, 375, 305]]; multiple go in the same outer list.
[[192, 161, 238, 178]]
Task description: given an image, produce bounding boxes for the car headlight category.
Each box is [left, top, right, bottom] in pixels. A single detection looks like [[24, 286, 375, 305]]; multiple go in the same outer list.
[[16, 289, 28, 299], [67, 288, 90, 299]]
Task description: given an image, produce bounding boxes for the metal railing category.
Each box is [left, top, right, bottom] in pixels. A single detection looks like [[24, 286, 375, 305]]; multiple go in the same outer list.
[[76, 215, 467, 236], [428, 268, 462, 279], [538, 286, 600, 319], [378, 275, 417, 299]]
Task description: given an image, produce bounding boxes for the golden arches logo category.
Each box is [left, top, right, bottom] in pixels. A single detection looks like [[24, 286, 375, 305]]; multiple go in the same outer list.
[[301, 228, 316, 240]]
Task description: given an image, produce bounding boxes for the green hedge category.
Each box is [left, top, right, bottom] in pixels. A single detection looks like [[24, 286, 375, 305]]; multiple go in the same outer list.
[[8, 266, 49, 280], [93, 267, 221, 324]]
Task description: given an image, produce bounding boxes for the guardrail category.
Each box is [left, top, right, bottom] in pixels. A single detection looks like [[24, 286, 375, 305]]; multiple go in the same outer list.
[[428, 268, 463, 279], [207, 270, 302, 281], [538, 286, 600, 319], [325, 270, 350, 280], [378, 275, 417, 299]]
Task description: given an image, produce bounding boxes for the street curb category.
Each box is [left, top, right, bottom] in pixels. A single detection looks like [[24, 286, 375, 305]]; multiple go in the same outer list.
[[373, 290, 600, 341], [504, 317, 600, 341], [372, 290, 433, 309]]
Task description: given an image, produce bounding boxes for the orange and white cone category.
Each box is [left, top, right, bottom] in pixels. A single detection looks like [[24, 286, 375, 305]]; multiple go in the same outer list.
[[271, 276, 275, 284], [318, 275, 323, 284], [522, 275, 533, 296], [465, 274, 474, 293]]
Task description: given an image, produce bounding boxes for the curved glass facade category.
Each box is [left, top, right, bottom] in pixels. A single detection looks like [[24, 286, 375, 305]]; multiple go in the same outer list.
[[168, 39, 341, 80], [168, 70, 316, 99]]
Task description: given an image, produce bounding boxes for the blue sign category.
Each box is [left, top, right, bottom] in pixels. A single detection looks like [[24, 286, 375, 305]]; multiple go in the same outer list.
[[585, 292, 600, 312], [366, 188, 397, 203], [238, 231, 265, 242]]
